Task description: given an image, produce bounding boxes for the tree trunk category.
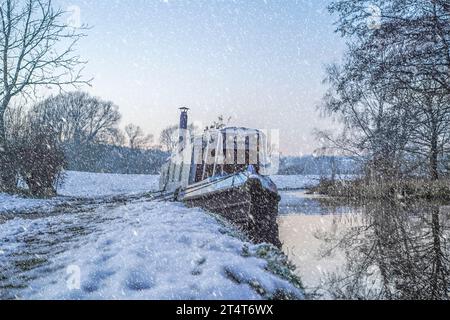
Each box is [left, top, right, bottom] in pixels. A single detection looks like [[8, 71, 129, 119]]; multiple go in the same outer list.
[[0, 106, 16, 192], [430, 132, 439, 181], [430, 207, 447, 299]]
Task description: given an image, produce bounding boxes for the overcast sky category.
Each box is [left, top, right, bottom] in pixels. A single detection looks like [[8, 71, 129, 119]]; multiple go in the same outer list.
[[53, 0, 345, 155]]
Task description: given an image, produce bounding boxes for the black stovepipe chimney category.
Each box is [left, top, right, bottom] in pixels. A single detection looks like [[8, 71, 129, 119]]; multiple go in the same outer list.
[[179, 107, 189, 146]]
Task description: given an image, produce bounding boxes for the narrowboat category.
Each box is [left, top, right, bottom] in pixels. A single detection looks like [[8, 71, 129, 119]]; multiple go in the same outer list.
[[159, 108, 281, 248]]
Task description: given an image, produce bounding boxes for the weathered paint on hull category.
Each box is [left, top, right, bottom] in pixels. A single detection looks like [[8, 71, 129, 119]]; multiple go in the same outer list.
[[182, 177, 282, 248]]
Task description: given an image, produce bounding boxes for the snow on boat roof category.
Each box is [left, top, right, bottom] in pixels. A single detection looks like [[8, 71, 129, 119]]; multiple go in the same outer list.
[[220, 127, 263, 134], [195, 127, 265, 138]]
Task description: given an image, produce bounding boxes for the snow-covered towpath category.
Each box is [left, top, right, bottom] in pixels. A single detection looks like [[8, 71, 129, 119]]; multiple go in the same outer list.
[[0, 172, 304, 300]]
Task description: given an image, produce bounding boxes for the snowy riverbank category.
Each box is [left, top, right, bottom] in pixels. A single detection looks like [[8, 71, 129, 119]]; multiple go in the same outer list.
[[0, 201, 303, 299], [0, 171, 308, 300], [0, 172, 160, 214], [58, 171, 160, 197], [0, 172, 324, 214]]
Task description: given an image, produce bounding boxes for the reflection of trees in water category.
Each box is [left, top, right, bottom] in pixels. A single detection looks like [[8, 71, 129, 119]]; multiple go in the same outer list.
[[317, 202, 450, 300]]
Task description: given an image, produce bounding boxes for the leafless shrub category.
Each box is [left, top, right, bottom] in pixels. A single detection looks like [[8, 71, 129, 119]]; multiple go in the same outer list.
[[0, 0, 90, 190]]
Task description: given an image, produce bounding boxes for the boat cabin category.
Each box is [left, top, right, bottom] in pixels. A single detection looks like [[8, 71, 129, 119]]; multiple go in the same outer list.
[[159, 127, 270, 192]]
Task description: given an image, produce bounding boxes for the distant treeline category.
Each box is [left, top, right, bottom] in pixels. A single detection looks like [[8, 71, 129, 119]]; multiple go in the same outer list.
[[63, 149, 358, 177], [279, 156, 360, 176], [63, 143, 169, 175]]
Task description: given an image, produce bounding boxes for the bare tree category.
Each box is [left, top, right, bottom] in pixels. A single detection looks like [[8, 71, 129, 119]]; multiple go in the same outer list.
[[205, 115, 231, 131], [0, 0, 90, 190], [159, 124, 197, 153], [125, 123, 153, 150], [324, 0, 450, 180], [320, 59, 412, 179], [159, 125, 179, 153], [29, 91, 121, 146], [329, 0, 450, 94], [404, 90, 450, 180], [15, 121, 66, 197], [5, 104, 65, 197]]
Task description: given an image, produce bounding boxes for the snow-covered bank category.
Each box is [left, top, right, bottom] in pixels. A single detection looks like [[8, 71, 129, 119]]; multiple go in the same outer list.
[[0, 171, 305, 299], [0, 194, 55, 214], [0, 171, 159, 214], [59, 171, 159, 197], [0, 172, 323, 215], [0, 201, 303, 300], [271, 174, 355, 191], [271, 175, 321, 190]]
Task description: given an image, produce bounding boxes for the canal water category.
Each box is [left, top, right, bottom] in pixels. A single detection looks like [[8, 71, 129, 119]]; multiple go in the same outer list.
[[278, 190, 450, 300]]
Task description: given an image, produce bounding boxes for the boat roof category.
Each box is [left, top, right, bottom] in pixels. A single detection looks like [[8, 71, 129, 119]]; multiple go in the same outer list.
[[189, 127, 265, 142], [220, 127, 263, 134]]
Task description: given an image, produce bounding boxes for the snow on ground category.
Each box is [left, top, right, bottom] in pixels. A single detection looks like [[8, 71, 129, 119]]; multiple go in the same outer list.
[[0, 171, 159, 214], [59, 171, 159, 197], [0, 171, 307, 299], [0, 194, 57, 214], [0, 201, 303, 300]]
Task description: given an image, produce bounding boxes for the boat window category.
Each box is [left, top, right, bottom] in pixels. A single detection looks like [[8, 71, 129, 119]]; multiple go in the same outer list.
[[188, 145, 196, 184], [257, 133, 261, 169], [179, 162, 183, 182], [204, 149, 215, 179], [222, 131, 261, 174], [214, 134, 224, 175], [194, 138, 206, 183], [257, 132, 271, 175], [223, 134, 237, 174], [171, 163, 176, 182], [245, 136, 250, 165], [249, 133, 260, 172], [164, 167, 169, 186], [234, 135, 247, 172], [221, 131, 227, 173], [203, 133, 219, 180]]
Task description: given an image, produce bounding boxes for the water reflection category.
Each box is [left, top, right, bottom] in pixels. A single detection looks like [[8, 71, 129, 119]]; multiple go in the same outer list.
[[279, 192, 450, 300], [320, 202, 450, 300], [279, 190, 359, 215]]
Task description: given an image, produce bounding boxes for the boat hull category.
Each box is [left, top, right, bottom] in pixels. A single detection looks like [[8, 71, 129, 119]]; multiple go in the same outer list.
[[181, 175, 282, 248]]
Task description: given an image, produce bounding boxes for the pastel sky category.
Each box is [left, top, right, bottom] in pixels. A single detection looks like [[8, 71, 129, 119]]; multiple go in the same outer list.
[[52, 0, 345, 155]]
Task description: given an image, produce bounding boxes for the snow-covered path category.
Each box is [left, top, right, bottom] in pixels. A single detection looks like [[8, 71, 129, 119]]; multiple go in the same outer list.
[[0, 186, 304, 299]]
